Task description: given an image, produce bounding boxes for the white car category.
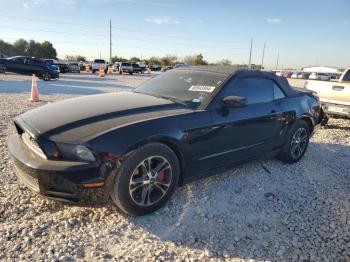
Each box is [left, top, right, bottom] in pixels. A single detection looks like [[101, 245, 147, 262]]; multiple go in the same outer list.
[[291, 72, 299, 78], [91, 59, 107, 74], [309, 72, 331, 81]]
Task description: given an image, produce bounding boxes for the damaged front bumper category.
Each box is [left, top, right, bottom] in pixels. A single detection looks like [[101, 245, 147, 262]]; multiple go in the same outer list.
[[8, 134, 111, 205]]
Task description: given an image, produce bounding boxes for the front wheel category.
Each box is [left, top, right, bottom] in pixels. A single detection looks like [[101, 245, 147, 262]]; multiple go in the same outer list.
[[110, 143, 180, 216], [41, 72, 51, 81], [278, 120, 310, 164]]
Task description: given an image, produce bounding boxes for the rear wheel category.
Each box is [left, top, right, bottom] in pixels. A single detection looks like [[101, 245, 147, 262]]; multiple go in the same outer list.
[[0, 64, 6, 74], [110, 143, 180, 216], [279, 120, 310, 163]]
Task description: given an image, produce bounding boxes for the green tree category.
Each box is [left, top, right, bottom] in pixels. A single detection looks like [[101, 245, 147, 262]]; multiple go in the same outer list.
[[75, 55, 86, 62], [148, 56, 161, 65], [111, 55, 128, 63], [130, 56, 141, 63], [0, 39, 15, 56], [193, 54, 207, 65], [218, 59, 232, 66], [183, 54, 207, 65], [13, 39, 28, 56], [26, 40, 42, 58], [41, 41, 57, 59]]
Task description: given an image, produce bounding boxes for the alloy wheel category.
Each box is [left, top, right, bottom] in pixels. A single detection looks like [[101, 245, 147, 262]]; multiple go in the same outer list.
[[290, 127, 308, 159], [42, 72, 51, 81], [129, 156, 172, 206]]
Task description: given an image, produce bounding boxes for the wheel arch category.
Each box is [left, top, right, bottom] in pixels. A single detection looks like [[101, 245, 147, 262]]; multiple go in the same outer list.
[[124, 135, 186, 186], [297, 114, 314, 134]]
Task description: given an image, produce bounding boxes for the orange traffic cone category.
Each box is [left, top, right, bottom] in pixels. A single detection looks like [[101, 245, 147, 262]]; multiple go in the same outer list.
[[108, 66, 113, 74], [30, 74, 40, 102], [99, 67, 105, 77]]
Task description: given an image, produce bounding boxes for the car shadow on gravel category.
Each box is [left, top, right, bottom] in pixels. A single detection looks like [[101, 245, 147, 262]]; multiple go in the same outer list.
[[126, 142, 350, 261]]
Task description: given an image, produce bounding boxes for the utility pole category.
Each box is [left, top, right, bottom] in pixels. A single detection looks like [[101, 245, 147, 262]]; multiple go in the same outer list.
[[248, 38, 253, 67], [275, 52, 279, 70], [109, 19, 112, 63], [261, 43, 265, 69]]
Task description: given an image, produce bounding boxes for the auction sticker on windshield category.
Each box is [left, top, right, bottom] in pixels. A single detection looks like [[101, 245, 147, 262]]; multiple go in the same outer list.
[[189, 85, 216, 92]]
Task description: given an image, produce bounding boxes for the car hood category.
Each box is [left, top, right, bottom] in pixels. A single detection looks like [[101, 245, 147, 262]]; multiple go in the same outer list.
[[18, 92, 191, 142]]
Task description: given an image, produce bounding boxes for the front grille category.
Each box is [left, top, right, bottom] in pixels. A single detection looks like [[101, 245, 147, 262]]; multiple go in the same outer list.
[[21, 133, 46, 159]]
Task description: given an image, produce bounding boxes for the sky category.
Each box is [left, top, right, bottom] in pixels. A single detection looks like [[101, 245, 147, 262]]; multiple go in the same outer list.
[[0, 0, 349, 69]]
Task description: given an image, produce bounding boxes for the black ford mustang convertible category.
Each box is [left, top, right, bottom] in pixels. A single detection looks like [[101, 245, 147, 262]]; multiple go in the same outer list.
[[8, 66, 323, 215]]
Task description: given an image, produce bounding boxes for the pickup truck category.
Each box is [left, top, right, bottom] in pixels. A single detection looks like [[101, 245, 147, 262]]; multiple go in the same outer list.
[[304, 67, 350, 121], [91, 59, 107, 74]]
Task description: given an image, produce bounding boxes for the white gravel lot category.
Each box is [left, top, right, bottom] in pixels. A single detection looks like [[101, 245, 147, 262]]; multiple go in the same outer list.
[[0, 73, 350, 261]]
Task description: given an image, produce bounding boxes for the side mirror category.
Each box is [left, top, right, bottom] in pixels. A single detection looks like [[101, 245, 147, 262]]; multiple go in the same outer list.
[[221, 96, 247, 108]]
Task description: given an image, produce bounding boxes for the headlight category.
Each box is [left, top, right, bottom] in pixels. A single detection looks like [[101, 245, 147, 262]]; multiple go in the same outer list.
[[56, 143, 96, 162]]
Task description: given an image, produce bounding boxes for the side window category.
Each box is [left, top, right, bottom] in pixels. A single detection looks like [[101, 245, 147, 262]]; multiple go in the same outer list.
[[225, 77, 273, 104], [273, 83, 286, 99], [29, 59, 43, 66], [12, 57, 26, 64], [342, 70, 350, 82]]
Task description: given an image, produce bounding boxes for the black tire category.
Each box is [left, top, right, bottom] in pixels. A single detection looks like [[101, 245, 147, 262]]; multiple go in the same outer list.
[[0, 63, 6, 74], [110, 143, 180, 216], [129, 72, 133, 75], [41, 72, 51, 81], [278, 120, 310, 164]]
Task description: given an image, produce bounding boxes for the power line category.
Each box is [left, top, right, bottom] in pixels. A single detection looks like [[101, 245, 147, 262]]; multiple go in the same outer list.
[[1, 37, 250, 57], [0, 14, 249, 44], [0, 25, 250, 50]]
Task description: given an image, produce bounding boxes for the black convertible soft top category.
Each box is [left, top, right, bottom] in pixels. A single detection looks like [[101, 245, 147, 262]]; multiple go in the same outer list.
[[176, 66, 299, 97]]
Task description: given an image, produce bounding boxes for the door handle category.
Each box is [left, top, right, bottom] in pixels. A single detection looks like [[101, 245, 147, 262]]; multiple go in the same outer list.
[[332, 85, 344, 91]]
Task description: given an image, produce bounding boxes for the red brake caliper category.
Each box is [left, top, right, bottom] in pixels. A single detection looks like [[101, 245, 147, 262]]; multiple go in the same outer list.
[[158, 170, 166, 181]]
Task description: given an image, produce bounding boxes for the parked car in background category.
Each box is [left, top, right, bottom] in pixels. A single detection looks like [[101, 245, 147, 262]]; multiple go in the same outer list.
[[305, 67, 350, 122], [282, 72, 292, 78], [150, 65, 161, 71], [119, 62, 133, 74], [78, 62, 85, 71], [68, 62, 80, 73], [275, 70, 283, 77], [161, 66, 174, 72], [132, 63, 143, 73], [291, 72, 299, 79], [0, 56, 59, 80], [91, 59, 107, 74], [43, 59, 68, 73], [8, 66, 323, 216], [137, 62, 147, 71], [309, 72, 331, 81], [175, 63, 189, 68], [297, 72, 310, 79]]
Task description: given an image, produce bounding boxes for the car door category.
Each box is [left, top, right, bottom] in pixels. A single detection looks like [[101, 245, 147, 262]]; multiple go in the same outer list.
[[196, 76, 286, 170], [27, 59, 45, 75], [7, 57, 27, 74]]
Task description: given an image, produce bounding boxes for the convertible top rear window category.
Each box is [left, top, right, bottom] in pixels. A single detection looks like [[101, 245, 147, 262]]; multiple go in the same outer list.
[[135, 70, 227, 108]]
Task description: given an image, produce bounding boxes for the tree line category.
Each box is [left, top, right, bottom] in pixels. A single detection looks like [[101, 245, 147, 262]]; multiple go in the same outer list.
[[0, 38, 57, 59], [0, 38, 258, 68]]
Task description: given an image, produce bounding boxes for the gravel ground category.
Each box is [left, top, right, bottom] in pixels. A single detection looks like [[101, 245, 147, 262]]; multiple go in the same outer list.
[[0, 73, 350, 261]]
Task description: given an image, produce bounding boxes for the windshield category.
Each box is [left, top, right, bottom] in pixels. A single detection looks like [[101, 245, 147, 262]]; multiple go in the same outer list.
[[135, 70, 227, 109], [94, 59, 105, 63], [122, 63, 131, 66]]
